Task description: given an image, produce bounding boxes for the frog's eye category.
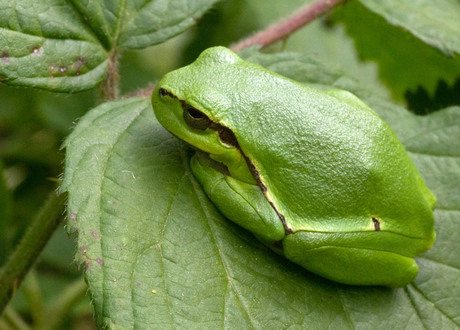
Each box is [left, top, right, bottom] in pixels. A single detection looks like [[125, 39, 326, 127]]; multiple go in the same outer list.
[[182, 103, 213, 130]]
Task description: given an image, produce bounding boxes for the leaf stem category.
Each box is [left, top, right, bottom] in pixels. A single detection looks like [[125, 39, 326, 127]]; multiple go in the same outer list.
[[0, 190, 66, 314], [230, 0, 347, 52], [101, 50, 120, 101]]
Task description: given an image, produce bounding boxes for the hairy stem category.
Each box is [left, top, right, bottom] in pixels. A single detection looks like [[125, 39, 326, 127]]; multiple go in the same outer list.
[[101, 50, 120, 101], [230, 0, 347, 52], [0, 191, 66, 314]]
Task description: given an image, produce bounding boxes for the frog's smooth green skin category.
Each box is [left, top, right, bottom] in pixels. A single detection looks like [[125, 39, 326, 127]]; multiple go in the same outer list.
[[152, 46, 436, 287]]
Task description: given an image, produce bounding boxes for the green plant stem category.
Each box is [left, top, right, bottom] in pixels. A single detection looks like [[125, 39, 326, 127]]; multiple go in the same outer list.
[[37, 278, 88, 330], [1, 306, 31, 330], [0, 191, 66, 314], [22, 270, 43, 326]]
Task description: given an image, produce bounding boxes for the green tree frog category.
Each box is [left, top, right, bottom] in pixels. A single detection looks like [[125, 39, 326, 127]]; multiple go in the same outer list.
[[151, 47, 436, 287]]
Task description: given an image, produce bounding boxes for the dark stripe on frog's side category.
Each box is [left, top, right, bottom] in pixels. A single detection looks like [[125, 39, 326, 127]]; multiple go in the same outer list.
[[158, 88, 292, 236], [205, 122, 294, 236], [199, 115, 294, 236], [243, 155, 293, 234]]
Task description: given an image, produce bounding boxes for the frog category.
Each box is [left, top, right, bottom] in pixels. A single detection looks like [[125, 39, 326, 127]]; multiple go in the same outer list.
[[151, 46, 436, 287]]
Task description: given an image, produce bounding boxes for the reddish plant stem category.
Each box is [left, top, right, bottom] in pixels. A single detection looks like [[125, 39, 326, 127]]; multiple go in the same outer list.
[[230, 0, 347, 52], [124, 0, 346, 99]]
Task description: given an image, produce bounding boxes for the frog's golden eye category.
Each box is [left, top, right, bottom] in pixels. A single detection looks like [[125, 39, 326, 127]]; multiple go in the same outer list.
[[182, 103, 213, 130]]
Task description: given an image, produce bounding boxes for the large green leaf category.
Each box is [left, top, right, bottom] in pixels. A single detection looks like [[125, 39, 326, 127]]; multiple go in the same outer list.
[[337, 1, 460, 100], [0, 0, 218, 92], [61, 51, 460, 328]]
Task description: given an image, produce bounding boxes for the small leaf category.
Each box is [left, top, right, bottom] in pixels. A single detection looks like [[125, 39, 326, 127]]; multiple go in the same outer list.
[[62, 52, 460, 327]]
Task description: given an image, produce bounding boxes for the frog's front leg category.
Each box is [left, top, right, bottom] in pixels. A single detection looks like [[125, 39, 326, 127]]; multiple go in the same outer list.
[[191, 151, 285, 242]]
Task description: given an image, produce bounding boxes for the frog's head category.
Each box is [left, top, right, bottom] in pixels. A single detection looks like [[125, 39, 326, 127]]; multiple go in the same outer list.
[[152, 47, 256, 183]]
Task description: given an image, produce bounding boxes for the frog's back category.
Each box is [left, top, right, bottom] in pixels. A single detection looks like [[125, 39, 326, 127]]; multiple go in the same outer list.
[[205, 48, 433, 238]]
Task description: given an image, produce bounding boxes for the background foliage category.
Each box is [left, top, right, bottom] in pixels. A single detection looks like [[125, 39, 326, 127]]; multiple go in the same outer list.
[[1, 0, 459, 328]]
